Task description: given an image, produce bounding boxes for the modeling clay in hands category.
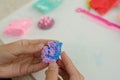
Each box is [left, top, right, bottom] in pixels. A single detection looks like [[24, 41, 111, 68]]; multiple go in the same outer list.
[[38, 16, 55, 29], [90, 0, 120, 15], [33, 0, 62, 13], [41, 41, 63, 63], [4, 18, 34, 36]]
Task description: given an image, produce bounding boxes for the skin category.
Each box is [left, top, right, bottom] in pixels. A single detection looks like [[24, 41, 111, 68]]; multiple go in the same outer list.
[[0, 39, 84, 80], [45, 52, 84, 80], [0, 39, 51, 78]]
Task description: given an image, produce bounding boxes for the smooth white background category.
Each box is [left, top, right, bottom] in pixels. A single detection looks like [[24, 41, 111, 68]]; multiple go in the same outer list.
[[0, 0, 120, 80]]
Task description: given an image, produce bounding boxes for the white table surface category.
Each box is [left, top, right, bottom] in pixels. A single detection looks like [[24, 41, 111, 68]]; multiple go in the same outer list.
[[0, 0, 120, 80]]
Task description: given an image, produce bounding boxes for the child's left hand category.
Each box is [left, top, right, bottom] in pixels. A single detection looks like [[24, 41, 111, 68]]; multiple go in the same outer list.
[[0, 39, 51, 78]]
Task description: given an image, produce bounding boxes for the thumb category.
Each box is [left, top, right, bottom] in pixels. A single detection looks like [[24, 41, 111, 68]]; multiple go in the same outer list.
[[45, 62, 58, 80]]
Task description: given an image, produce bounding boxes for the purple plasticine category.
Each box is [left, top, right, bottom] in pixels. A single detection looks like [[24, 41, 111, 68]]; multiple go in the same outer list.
[[3, 18, 34, 36], [41, 41, 63, 63]]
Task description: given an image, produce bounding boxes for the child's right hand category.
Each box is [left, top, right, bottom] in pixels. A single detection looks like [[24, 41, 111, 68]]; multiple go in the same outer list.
[[45, 52, 84, 80]]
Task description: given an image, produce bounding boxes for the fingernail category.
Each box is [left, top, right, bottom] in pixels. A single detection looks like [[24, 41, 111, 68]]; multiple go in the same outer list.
[[49, 62, 58, 70]]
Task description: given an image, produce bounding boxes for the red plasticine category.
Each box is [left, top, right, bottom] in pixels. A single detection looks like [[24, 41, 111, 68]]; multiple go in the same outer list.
[[90, 0, 120, 15]]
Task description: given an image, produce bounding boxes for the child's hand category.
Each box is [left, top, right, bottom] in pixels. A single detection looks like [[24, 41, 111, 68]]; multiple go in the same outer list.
[[45, 52, 84, 80], [45, 62, 58, 80], [0, 39, 51, 78]]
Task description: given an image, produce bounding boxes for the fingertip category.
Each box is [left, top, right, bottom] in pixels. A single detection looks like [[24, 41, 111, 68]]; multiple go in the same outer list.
[[61, 51, 70, 62], [48, 62, 58, 70], [61, 51, 65, 58], [61, 51, 67, 57]]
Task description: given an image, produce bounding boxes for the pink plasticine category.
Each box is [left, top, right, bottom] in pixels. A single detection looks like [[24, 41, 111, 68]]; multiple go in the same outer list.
[[38, 16, 54, 29], [4, 18, 34, 36]]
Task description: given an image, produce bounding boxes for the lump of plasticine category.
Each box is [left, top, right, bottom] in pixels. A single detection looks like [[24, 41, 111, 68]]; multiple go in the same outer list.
[[41, 41, 63, 63], [90, 0, 120, 15], [3, 18, 34, 36], [38, 16, 55, 29], [33, 0, 62, 13]]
